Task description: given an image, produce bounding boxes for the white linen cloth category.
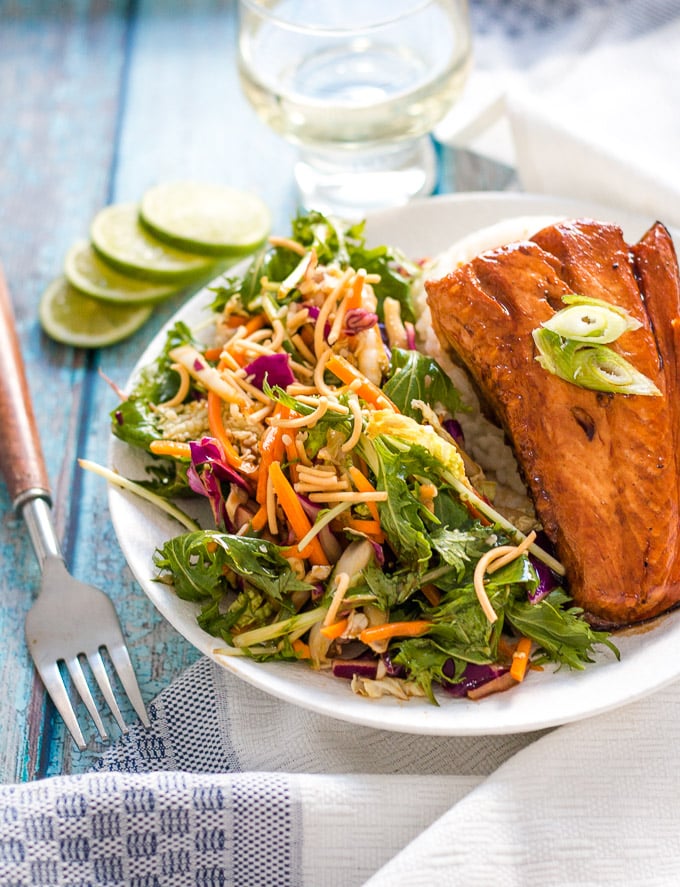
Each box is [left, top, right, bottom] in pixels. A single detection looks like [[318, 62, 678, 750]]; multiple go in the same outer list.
[[1, 658, 680, 885], [439, 0, 680, 226], [2, 2, 680, 884]]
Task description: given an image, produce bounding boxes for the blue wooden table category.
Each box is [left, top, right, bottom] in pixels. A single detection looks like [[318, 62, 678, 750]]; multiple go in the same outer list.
[[0, 0, 511, 783]]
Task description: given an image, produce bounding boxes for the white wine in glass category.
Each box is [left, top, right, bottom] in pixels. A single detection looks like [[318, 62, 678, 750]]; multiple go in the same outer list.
[[237, 0, 472, 216]]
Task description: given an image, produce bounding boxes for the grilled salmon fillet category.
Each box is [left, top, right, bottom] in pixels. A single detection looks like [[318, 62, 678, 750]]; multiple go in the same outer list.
[[426, 219, 680, 627]]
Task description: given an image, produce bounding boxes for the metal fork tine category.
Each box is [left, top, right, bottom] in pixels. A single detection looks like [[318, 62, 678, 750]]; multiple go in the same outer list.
[[87, 649, 127, 734], [108, 643, 151, 728], [64, 656, 109, 741], [36, 661, 87, 751]]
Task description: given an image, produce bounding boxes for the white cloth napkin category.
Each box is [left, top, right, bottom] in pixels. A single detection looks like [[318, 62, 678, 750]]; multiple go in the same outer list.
[[0, 658, 536, 885], [439, 0, 680, 226], [2, 658, 679, 885]]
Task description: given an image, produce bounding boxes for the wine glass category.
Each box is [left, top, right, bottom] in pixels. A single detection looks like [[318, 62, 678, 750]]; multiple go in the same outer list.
[[237, 0, 472, 217]]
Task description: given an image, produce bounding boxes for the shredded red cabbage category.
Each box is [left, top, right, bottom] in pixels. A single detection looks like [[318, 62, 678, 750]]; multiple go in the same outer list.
[[368, 537, 385, 566], [298, 494, 320, 521], [528, 555, 559, 604], [243, 353, 295, 390], [332, 658, 378, 680], [304, 304, 331, 339], [187, 436, 249, 528], [343, 308, 378, 335], [382, 651, 406, 678], [442, 417, 464, 445], [441, 661, 509, 697]]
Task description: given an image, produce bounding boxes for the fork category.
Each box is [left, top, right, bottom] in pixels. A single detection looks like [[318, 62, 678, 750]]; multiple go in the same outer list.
[[0, 265, 150, 749]]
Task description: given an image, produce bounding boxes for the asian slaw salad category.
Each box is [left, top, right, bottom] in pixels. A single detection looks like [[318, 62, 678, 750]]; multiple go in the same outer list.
[[104, 211, 617, 704]]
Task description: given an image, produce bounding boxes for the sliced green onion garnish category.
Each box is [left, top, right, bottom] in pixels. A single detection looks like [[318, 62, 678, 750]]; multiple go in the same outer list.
[[542, 303, 635, 344], [532, 328, 661, 397], [231, 606, 327, 648], [562, 293, 643, 324], [79, 458, 202, 532], [278, 251, 314, 298]]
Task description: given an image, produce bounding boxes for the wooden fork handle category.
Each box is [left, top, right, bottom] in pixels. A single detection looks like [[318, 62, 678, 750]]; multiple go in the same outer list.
[[0, 265, 51, 509]]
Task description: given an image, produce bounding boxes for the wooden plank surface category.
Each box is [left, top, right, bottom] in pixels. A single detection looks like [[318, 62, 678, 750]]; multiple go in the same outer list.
[[0, 0, 301, 782], [0, 0, 132, 783]]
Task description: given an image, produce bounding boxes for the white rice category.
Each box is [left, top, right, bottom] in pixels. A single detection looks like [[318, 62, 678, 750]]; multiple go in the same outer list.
[[413, 215, 562, 510]]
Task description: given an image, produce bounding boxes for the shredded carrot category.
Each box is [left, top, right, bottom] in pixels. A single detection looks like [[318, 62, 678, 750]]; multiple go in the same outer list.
[[344, 517, 384, 542], [292, 638, 311, 658], [269, 461, 329, 565], [255, 416, 288, 505], [359, 620, 431, 645], [283, 433, 299, 483], [345, 269, 367, 311], [243, 314, 267, 336], [207, 390, 246, 471], [463, 499, 492, 526], [510, 636, 533, 682], [418, 483, 437, 512], [320, 617, 349, 640], [203, 346, 223, 361], [149, 439, 192, 459], [326, 353, 398, 413], [224, 313, 250, 329], [467, 671, 518, 700], [251, 504, 268, 532], [348, 466, 381, 523], [421, 583, 441, 607]]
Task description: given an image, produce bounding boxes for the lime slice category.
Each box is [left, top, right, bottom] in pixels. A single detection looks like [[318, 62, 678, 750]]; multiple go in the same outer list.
[[39, 277, 153, 348], [91, 203, 218, 283], [65, 240, 181, 304], [140, 181, 271, 256]]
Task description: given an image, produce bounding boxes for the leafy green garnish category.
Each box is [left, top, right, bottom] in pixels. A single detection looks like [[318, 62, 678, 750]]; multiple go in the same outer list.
[[429, 526, 497, 585], [506, 590, 619, 669], [395, 583, 510, 702], [111, 321, 197, 449], [348, 240, 419, 323], [198, 588, 278, 640], [209, 209, 419, 322], [137, 460, 193, 499], [210, 244, 300, 312], [290, 210, 356, 265], [393, 639, 455, 703], [384, 348, 467, 420], [360, 435, 433, 569], [154, 530, 312, 603], [354, 560, 422, 611]]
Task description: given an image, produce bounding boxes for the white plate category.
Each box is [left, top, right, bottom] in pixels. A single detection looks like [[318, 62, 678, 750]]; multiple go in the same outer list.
[[109, 191, 680, 736]]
